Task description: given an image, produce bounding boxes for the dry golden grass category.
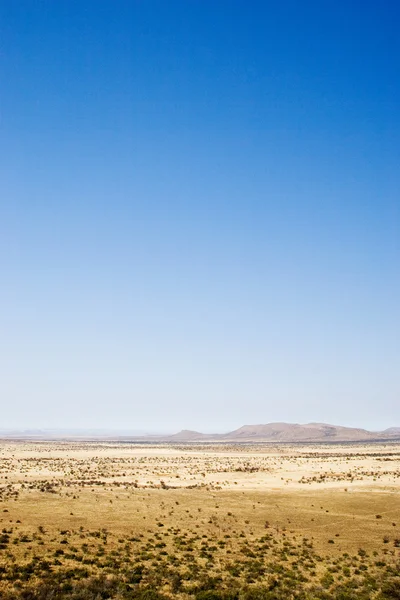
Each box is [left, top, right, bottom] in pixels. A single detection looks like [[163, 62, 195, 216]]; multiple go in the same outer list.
[[0, 440, 399, 598]]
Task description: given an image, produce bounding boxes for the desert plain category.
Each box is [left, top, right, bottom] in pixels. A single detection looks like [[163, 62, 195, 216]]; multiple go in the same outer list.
[[0, 439, 399, 599]]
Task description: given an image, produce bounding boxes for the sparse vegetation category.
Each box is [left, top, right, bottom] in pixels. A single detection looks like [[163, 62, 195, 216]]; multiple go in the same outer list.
[[0, 440, 399, 598]]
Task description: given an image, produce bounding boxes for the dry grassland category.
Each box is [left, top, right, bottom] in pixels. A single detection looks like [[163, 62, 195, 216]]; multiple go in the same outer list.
[[0, 440, 399, 599]]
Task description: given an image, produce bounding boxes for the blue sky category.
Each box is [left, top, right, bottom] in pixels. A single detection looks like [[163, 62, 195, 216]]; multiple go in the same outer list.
[[1, 1, 399, 432]]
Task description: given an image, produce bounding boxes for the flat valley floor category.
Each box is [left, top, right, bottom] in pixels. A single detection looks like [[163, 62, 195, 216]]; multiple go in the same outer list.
[[0, 440, 399, 599]]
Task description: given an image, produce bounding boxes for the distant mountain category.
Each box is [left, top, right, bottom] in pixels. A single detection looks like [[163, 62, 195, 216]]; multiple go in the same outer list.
[[2, 423, 400, 443], [382, 427, 400, 435], [166, 423, 400, 443], [168, 429, 212, 441], [222, 422, 375, 441]]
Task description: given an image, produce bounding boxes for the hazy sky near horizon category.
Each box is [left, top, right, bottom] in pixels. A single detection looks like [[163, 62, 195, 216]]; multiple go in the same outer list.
[[1, 1, 399, 433]]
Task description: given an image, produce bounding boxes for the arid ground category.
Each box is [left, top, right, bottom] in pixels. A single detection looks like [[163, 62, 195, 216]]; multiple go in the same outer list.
[[0, 440, 399, 598]]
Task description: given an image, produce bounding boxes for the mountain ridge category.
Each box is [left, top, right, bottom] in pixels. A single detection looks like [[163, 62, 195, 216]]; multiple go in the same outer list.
[[1, 422, 400, 442], [167, 422, 400, 443]]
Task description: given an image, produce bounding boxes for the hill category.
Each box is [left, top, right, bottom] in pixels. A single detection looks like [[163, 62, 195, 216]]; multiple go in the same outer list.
[[167, 429, 213, 441], [222, 422, 375, 441], [167, 422, 400, 443], [2, 423, 400, 443]]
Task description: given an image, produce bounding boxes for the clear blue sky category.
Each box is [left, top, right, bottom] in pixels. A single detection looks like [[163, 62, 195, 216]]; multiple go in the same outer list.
[[1, 1, 399, 432]]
